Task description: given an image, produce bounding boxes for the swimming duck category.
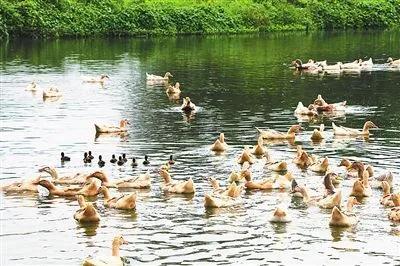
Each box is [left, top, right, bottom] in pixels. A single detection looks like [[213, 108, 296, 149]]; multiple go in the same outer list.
[[294, 102, 318, 116], [204, 193, 241, 208], [371, 171, 393, 189], [350, 162, 373, 180], [82, 235, 127, 266], [292, 59, 320, 70], [88, 151, 94, 160], [100, 186, 137, 210], [210, 133, 228, 152], [338, 159, 373, 179], [166, 82, 181, 94], [329, 197, 360, 227], [360, 58, 373, 70], [83, 152, 92, 164], [181, 97, 196, 113], [114, 172, 151, 189], [332, 121, 378, 136], [321, 62, 342, 72], [25, 81, 39, 91], [350, 177, 372, 197], [244, 172, 293, 190], [131, 158, 138, 167], [292, 146, 314, 169], [269, 206, 291, 223], [311, 124, 325, 141], [61, 152, 70, 162], [313, 95, 347, 112], [252, 136, 267, 156], [143, 155, 150, 165], [1, 176, 41, 193], [110, 155, 117, 164], [43, 87, 62, 98], [98, 155, 105, 168], [168, 155, 175, 165], [38, 166, 90, 185], [387, 57, 400, 68], [317, 174, 342, 209], [290, 180, 315, 203], [341, 59, 362, 71], [74, 195, 100, 223], [95, 119, 129, 134], [309, 157, 329, 173], [83, 74, 109, 84], [117, 156, 124, 166], [388, 194, 400, 222], [380, 181, 396, 207], [237, 147, 255, 164], [146, 72, 173, 82], [227, 170, 244, 183], [38, 179, 100, 197], [256, 125, 302, 140], [264, 153, 288, 172], [208, 177, 242, 198], [159, 169, 195, 194]]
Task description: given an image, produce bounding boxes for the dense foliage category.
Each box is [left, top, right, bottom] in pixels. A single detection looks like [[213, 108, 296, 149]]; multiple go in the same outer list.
[[0, 0, 399, 38]]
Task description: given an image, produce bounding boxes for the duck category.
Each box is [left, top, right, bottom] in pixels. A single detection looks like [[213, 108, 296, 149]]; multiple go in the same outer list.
[[131, 158, 138, 167], [180, 97, 196, 113], [82, 235, 127, 266], [143, 155, 150, 165], [237, 147, 255, 164], [338, 159, 374, 179], [100, 186, 137, 210], [1, 176, 41, 193], [256, 125, 302, 140], [98, 155, 105, 168], [43, 87, 62, 98], [264, 152, 288, 172], [329, 197, 360, 227], [387, 57, 400, 68], [61, 152, 70, 162], [350, 178, 372, 197], [227, 170, 244, 183], [371, 171, 393, 189], [269, 206, 291, 223], [341, 59, 362, 70], [244, 172, 293, 190], [95, 119, 129, 134], [380, 181, 396, 207], [37, 179, 100, 197], [204, 193, 241, 208], [317, 174, 342, 209], [110, 155, 117, 164], [38, 166, 91, 185], [117, 156, 124, 166], [74, 195, 100, 223], [313, 95, 347, 112], [290, 180, 315, 203], [326, 172, 343, 185], [88, 151, 94, 160], [159, 169, 195, 194], [168, 155, 175, 165], [210, 133, 228, 152], [360, 58, 373, 70], [332, 121, 378, 136], [309, 157, 329, 173], [252, 136, 266, 156], [292, 59, 320, 70], [321, 62, 342, 72], [208, 177, 242, 198], [114, 172, 151, 189], [350, 162, 373, 180], [311, 124, 325, 141], [166, 82, 181, 94], [388, 194, 400, 222], [83, 152, 92, 164], [25, 81, 39, 91], [146, 72, 173, 82], [292, 146, 314, 169], [83, 74, 109, 84], [294, 102, 318, 116]]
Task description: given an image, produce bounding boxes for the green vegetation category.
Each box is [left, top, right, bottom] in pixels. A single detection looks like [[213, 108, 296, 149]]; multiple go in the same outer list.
[[1, 0, 399, 38]]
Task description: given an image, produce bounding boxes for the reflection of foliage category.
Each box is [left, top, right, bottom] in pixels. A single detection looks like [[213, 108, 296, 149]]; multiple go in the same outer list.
[[0, 0, 399, 38]]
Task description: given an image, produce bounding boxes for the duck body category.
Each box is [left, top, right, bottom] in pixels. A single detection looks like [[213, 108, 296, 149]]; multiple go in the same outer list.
[[341, 59, 361, 71], [294, 102, 317, 116], [95, 119, 129, 134], [350, 179, 372, 197], [83, 235, 127, 266], [180, 97, 196, 113], [269, 207, 291, 223], [237, 148, 255, 164], [387, 57, 400, 68], [83, 74, 109, 84], [25, 81, 39, 91], [38, 179, 100, 197], [332, 121, 377, 136], [74, 195, 100, 223], [388, 194, 400, 221], [115, 172, 151, 189], [318, 190, 342, 209], [43, 87, 62, 98], [146, 72, 173, 82], [310, 124, 325, 141], [210, 133, 228, 152], [256, 125, 301, 140], [101, 186, 137, 210], [166, 82, 181, 94], [204, 193, 240, 208], [1, 176, 40, 193], [159, 169, 195, 194], [309, 157, 329, 173], [252, 136, 266, 156], [38, 166, 91, 185], [329, 206, 357, 227]]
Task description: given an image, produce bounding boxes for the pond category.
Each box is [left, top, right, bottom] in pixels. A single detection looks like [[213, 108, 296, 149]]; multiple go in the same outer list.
[[1, 31, 400, 265]]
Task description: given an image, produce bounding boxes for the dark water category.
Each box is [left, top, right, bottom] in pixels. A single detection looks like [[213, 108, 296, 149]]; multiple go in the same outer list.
[[1, 31, 400, 265]]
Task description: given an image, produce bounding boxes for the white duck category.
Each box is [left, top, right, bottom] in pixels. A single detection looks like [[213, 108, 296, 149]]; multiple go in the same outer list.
[[83, 74, 109, 84], [387, 57, 400, 68], [82, 235, 127, 266], [25, 81, 39, 91], [294, 102, 317, 116], [43, 87, 62, 98], [146, 72, 173, 82], [332, 121, 378, 136], [341, 59, 361, 71], [360, 58, 373, 70]]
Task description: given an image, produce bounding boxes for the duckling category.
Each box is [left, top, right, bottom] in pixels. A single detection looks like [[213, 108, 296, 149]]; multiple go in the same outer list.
[[210, 133, 228, 152], [143, 155, 150, 165], [329, 197, 360, 227], [117, 156, 124, 166], [38, 179, 100, 197], [74, 195, 100, 223], [252, 136, 266, 156], [122, 153, 127, 163], [83, 152, 92, 164], [110, 155, 117, 164], [88, 151, 94, 160], [98, 155, 105, 168], [380, 181, 396, 207], [95, 119, 129, 134], [309, 157, 329, 173], [294, 102, 318, 116], [237, 147, 255, 164], [168, 155, 175, 165], [100, 186, 137, 210], [131, 158, 138, 167], [180, 97, 196, 113], [388, 194, 400, 222], [256, 125, 302, 140], [159, 169, 195, 194], [310, 124, 325, 141], [269, 206, 291, 223], [25, 81, 39, 91], [61, 152, 71, 162], [332, 121, 378, 136], [264, 152, 288, 172], [317, 174, 342, 209], [82, 235, 127, 266]]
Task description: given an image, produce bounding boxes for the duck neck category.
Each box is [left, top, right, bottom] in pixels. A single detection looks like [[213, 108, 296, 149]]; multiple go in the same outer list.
[[77, 196, 86, 208], [362, 122, 370, 132], [111, 241, 121, 257], [301, 188, 310, 202], [342, 160, 351, 169], [346, 200, 355, 212], [102, 187, 112, 201], [219, 134, 225, 143], [48, 168, 59, 180], [160, 170, 172, 184]]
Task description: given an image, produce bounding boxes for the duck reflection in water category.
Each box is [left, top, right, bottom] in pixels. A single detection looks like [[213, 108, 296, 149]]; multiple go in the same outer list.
[[94, 132, 129, 142]]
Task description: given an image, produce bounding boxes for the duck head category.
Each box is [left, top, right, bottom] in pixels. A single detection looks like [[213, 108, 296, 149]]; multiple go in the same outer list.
[[38, 179, 56, 191], [88, 171, 108, 183], [164, 72, 173, 78], [100, 74, 110, 79], [273, 206, 288, 218], [387, 57, 393, 63], [292, 59, 303, 67], [120, 119, 130, 128], [363, 121, 378, 131], [38, 166, 58, 179], [324, 173, 336, 194], [338, 159, 351, 168], [219, 133, 225, 143], [288, 124, 302, 134]]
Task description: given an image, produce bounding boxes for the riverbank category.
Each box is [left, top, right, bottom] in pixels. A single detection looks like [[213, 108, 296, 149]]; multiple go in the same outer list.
[[1, 0, 399, 38]]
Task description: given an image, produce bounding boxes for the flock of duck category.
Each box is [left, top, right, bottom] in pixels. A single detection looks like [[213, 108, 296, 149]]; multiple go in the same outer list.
[[3, 69, 400, 265]]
